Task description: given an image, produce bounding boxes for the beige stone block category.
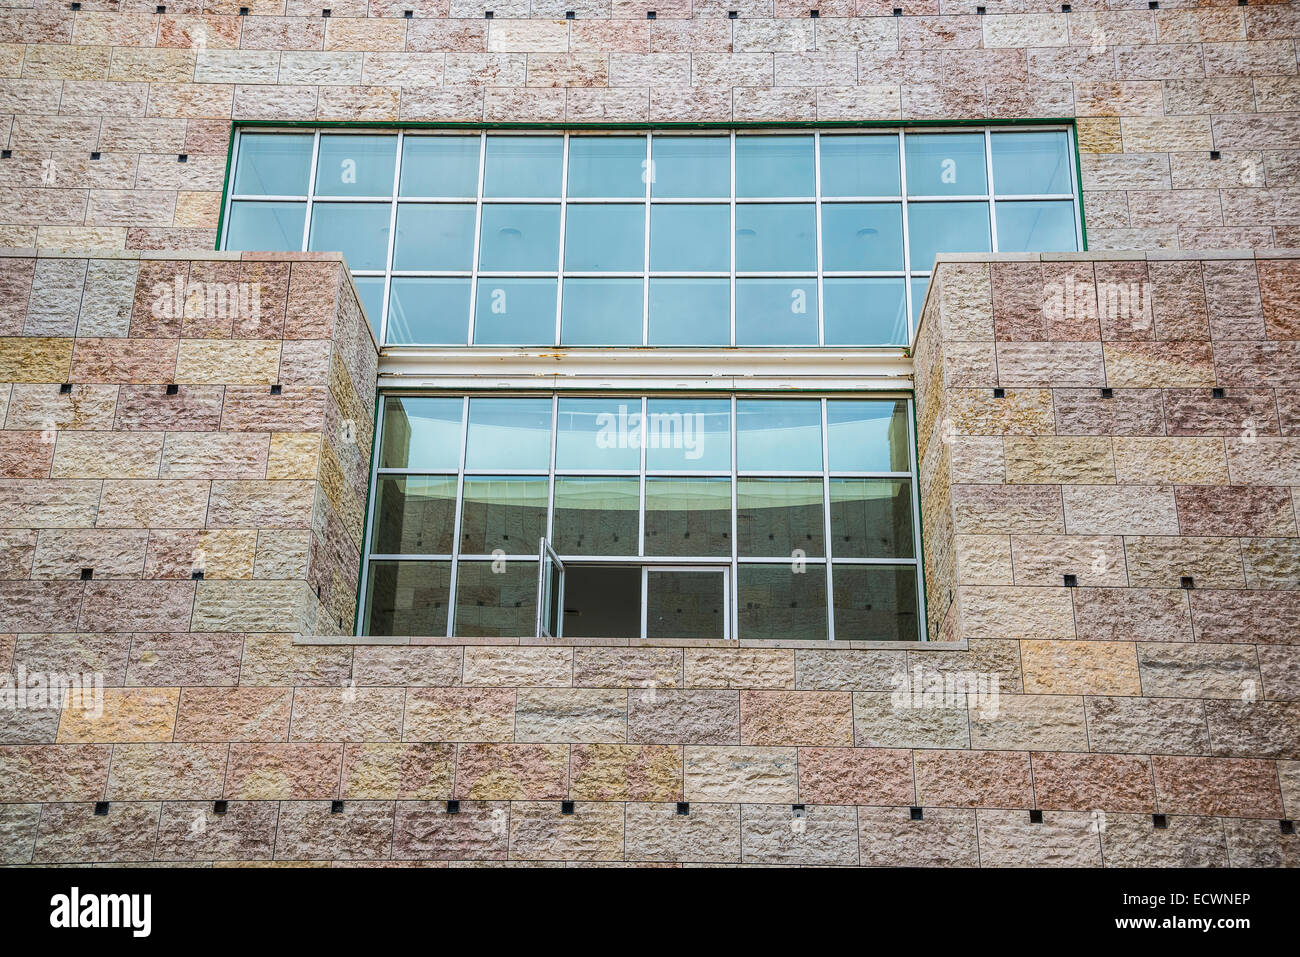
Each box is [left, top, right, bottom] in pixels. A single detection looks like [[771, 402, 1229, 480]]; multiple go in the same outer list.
[[1022, 640, 1142, 696], [960, 586, 1076, 641], [50, 431, 163, 479], [969, 694, 1088, 752], [514, 688, 627, 743], [1011, 535, 1129, 587], [683, 746, 798, 803], [462, 647, 573, 687], [955, 535, 1013, 586], [57, 687, 180, 743], [1005, 436, 1116, 485], [1124, 536, 1246, 589], [267, 432, 321, 481], [1113, 438, 1229, 485], [175, 339, 282, 385]]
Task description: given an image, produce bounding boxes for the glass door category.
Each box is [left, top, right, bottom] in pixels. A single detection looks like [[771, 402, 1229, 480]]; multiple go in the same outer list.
[[536, 538, 565, 638], [642, 566, 729, 640]]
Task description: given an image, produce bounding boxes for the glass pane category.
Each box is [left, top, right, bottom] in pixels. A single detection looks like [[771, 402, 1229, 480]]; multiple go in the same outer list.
[[737, 478, 825, 558], [563, 204, 645, 272], [646, 571, 725, 640], [905, 132, 987, 196], [387, 278, 470, 345], [393, 203, 476, 270], [645, 398, 731, 472], [380, 396, 463, 470], [371, 476, 457, 555], [991, 130, 1072, 196], [833, 564, 918, 641], [651, 136, 730, 198], [995, 200, 1078, 253], [400, 135, 480, 197], [736, 399, 822, 472], [907, 202, 990, 272], [560, 278, 643, 346], [555, 397, 641, 470], [453, 559, 538, 638], [643, 477, 731, 557], [823, 278, 908, 346], [472, 278, 557, 345], [315, 134, 396, 197], [649, 205, 730, 272], [911, 277, 928, 328], [233, 133, 313, 196], [647, 279, 730, 345], [736, 135, 814, 198], [224, 201, 305, 251], [483, 136, 563, 198], [821, 203, 904, 271], [829, 479, 914, 559], [553, 477, 639, 555], [738, 564, 827, 640], [478, 204, 561, 271], [567, 136, 647, 198], [364, 560, 450, 637], [820, 134, 900, 197], [459, 476, 548, 554], [735, 279, 818, 346], [308, 202, 390, 270], [735, 204, 816, 272], [465, 397, 552, 470], [827, 399, 911, 472], [352, 276, 384, 333]]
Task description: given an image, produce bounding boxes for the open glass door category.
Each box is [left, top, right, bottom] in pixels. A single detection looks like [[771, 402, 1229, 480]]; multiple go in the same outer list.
[[535, 538, 565, 638]]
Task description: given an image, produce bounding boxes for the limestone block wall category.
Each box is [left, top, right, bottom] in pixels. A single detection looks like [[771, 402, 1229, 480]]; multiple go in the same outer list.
[[0, 4, 1299, 251]]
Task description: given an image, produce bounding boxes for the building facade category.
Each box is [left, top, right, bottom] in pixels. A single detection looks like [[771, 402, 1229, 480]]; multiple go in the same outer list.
[[0, 1, 1297, 866]]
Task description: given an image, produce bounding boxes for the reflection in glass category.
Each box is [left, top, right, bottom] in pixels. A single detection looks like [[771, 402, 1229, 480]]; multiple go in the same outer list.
[[820, 203, 904, 271], [823, 278, 908, 346], [308, 202, 390, 270], [553, 477, 639, 554], [650, 205, 730, 272], [478, 205, 561, 271], [453, 560, 538, 637], [314, 134, 396, 197], [651, 136, 730, 198], [736, 135, 814, 197], [832, 564, 918, 641], [387, 278, 470, 344], [905, 132, 987, 196], [645, 398, 731, 472], [646, 570, 725, 640], [735, 280, 818, 346], [393, 204, 476, 270], [826, 399, 911, 472], [380, 396, 463, 470], [736, 399, 822, 472], [233, 133, 313, 195], [820, 134, 901, 197], [372, 476, 457, 554], [563, 204, 645, 271], [567, 136, 646, 198], [352, 277, 384, 334], [364, 560, 450, 637], [738, 564, 827, 640], [648, 279, 730, 345], [906, 202, 990, 271], [225, 202, 305, 251], [560, 278, 642, 345], [556, 397, 641, 470], [829, 479, 914, 559], [737, 478, 825, 557], [991, 131, 1071, 195], [735, 204, 816, 272], [459, 476, 548, 554], [400, 135, 481, 197], [465, 397, 552, 470], [995, 200, 1078, 253], [472, 278, 557, 345], [483, 136, 563, 197], [644, 478, 731, 557]]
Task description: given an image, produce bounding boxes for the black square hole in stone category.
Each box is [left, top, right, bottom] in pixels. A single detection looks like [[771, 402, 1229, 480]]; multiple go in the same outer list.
[[1061, 3, 1070, 10], [892, 8, 902, 15], [809, 9, 819, 17], [330, 800, 344, 813], [792, 804, 806, 815], [566, 10, 574, 17], [976, 6, 985, 13], [646, 10, 656, 18], [446, 800, 460, 814], [484, 10, 493, 17], [992, 387, 1005, 398], [166, 383, 179, 395], [1100, 387, 1113, 398], [322, 8, 331, 16], [240, 6, 249, 13], [270, 383, 282, 395], [157, 4, 166, 12], [0, 151, 10, 159], [213, 800, 228, 815], [405, 9, 413, 16], [1148, 1, 1157, 7], [1029, 809, 1043, 824], [80, 568, 93, 580], [70, 2, 81, 9], [676, 802, 690, 816], [561, 800, 575, 814], [909, 806, 923, 821], [1213, 387, 1225, 398], [1281, 819, 1294, 834], [90, 151, 101, 160], [1181, 576, 1195, 590], [728, 10, 737, 17], [1210, 150, 1222, 161], [192, 570, 204, 580], [177, 154, 188, 163], [1153, 814, 1168, 829], [60, 382, 72, 394], [94, 802, 109, 816], [1063, 574, 1078, 588]]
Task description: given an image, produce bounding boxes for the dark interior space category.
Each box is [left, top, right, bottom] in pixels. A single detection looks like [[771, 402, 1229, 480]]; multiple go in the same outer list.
[[561, 564, 642, 638]]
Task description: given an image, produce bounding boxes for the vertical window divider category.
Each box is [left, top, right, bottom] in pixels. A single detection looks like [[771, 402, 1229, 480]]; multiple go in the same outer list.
[[446, 395, 471, 638], [897, 131, 913, 343], [547, 395, 558, 545], [380, 131, 403, 344], [637, 396, 647, 559], [729, 394, 739, 640], [466, 132, 487, 346], [642, 133, 652, 347], [301, 130, 321, 252], [820, 397, 835, 641], [729, 130, 737, 348], [984, 127, 1000, 255], [554, 134, 570, 347]]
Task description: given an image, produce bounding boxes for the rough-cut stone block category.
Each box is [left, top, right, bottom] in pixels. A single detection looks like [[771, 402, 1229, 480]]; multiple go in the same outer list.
[[1032, 751, 1156, 812], [341, 743, 456, 800], [852, 691, 970, 750], [289, 687, 405, 742], [741, 803, 859, 866], [976, 809, 1103, 867], [105, 742, 228, 801], [391, 800, 509, 862], [1152, 755, 1284, 818], [570, 744, 682, 801], [461, 647, 573, 687], [174, 687, 294, 742], [857, 805, 980, 867], [683, 647, 795, 689], [627, 689, 739, 745], [403, 688, 515, 743], [969, 695, 1088, 753], [1072, 587, 1192, 642], [1022, 640, 1141, 696], [514, 688, 627, 743], [572, 647, 682, 689], [912, 749, 1035, 809], [623, 802, 740, 864], [33, 801, 160, 864], [0, 744, 111, 802], [1086, 696, 1209, 755], [155, 800, 279, 863], [274, 800, 394, 861], [224, 743, 343, 801], [738, 690, 853, 747], [454, 743, 569, 801], [1062, 485, 1179, 536], [797, 747, 914, 806], [683, 746, 798, 803], [56, 687, 180, 743], [1138, 641, 1260, 699], [509, 801, 624, 862]]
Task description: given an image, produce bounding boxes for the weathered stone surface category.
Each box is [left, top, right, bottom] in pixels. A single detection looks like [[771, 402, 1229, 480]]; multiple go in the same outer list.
[[741, 803, 859, 866], [857, 805, 980, 867], [403, 688, 515, 742], [739, 690, 853, 747], [1022, 640, 1142, 696], [976, 810, 1103, 867], [155, 801, 279, 862], [1031, 752, 1156, 812], [57, 687, 180, 743], [913, 749, 1034, 809], [683, 648, 795, 689], [274, 801, 394, 861], [1152, 756, 1284, 818], [453, 743, 569, 800], [1072, 587, 1193, 642], [461, 647, 573, 687], [627, 689, 739, 745], [106, 743, 228, 801], [289, 687, 405, 742], [1137, 642, 1260, 699], [341, 743, 456, 800], [683, 746, 798, 803], [33, 801, 161, 863], [624, 802, 740, 864], [1101, 813, 1229, 867], [797, 747, 914, 806], [509, 801, 624, 862], [391, 800, 509, 862], [570, 744, 682, 801], [852, 691, 970, 750], [514, 688, 627, 743], [969, 695, 1088, 753], [1086, 696, 1210, 755], [174, 687, 293, 742]]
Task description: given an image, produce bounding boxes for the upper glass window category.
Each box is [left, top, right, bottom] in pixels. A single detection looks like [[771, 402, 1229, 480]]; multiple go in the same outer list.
[[224, 127, 1081, 345]]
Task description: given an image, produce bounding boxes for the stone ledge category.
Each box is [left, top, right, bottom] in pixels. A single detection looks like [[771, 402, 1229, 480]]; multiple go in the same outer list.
[[292, 634, 967, 651]]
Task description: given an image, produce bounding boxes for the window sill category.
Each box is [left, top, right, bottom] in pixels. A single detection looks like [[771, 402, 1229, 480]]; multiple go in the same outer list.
[[293, 634, 964, 651]]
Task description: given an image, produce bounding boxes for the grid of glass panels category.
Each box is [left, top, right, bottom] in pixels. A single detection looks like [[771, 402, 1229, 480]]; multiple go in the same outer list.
[[361, 393, 922, 641], [223, 128, 1081, 347]]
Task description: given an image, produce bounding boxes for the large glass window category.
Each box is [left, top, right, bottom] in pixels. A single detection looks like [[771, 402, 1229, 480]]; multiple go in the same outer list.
[[360, 393, 922, 641], [225, 127, 1081, 344]]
